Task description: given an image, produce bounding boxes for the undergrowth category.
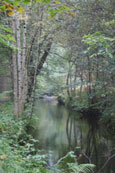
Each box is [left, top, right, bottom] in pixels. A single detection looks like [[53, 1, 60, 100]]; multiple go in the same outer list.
[[0, 101, 51, 173], [0, 101, 95, 173]]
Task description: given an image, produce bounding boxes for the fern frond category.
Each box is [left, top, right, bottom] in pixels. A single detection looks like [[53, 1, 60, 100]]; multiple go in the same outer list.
[[68, 163, 95, 173]]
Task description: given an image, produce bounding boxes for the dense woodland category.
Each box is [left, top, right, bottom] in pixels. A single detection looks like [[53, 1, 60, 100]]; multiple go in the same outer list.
[[0, 0, 115, 172]]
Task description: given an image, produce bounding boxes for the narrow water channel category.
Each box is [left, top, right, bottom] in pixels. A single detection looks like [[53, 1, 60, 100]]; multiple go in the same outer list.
[[33, 99, 115, 172]]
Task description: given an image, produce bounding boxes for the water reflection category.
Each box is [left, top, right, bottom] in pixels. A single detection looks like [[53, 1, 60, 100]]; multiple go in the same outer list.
[[34, 99, 115, 172], [66, 114, 80, 150], [66, 111, 115, 173]]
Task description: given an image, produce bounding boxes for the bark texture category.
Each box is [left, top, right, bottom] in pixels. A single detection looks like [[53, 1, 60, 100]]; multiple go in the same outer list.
[[12, 16, 19, 117]]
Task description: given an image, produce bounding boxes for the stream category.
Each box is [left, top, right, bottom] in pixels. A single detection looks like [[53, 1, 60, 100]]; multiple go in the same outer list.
[[33, 99, 115, 172]]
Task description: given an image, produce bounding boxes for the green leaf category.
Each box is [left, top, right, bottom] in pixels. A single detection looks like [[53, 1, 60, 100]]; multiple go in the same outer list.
[[48, 9, 60, 17], [36, 0, 51, 3], [54, 0, 60, 4], [0, 25, 13, 33], [0, 5, 6, 11], [106, 48, 114, 58], [63, 5, 70, 11], [23, 0, 32, 4], [6, 34, 16, 42], [69, 163, 95, 173]]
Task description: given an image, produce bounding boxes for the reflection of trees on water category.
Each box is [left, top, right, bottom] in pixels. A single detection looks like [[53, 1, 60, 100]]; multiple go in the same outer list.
[[85, 117, 98, 170], [35, 100, 115, 172], [66, 115, 80, 150], [66, 113, 115, 173]]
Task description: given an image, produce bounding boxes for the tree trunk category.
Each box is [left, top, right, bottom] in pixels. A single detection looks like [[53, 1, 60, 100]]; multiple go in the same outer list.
[[12, 16, 19, 117], [16, 15, 23, 115], [22, 19, 28, 107]]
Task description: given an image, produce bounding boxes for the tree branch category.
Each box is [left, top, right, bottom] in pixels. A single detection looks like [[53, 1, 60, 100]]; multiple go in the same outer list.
[[36, 41, 52, 75], [98, 154, 115, 173]]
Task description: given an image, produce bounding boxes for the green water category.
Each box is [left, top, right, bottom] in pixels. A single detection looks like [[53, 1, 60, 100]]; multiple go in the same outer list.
[[34, 99, 115, 172]]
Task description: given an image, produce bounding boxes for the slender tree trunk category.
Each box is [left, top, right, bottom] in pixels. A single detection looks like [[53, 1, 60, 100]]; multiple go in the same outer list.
[[87, 56, 92, 95], [66, 116, 71, 150], [87, 56, 92, 105], [74, 120, 77, 146], [73, 65, 77, 94], [16, 15, 23, 115], [22, 19, 28, 107], [12, 16, 19, 117], [66, 61, 71, 96]]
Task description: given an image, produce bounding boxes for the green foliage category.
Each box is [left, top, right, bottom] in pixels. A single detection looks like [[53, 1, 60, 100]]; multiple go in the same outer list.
[[104, 20, 115, 26], [48, 4, 70, 18], [68, 163, 95, 173], [0, 0, 115, 170], [0, 90, 12, 99], [0, 102, 49, 173], [0, 25, 13, 33], [36, 0, 51, 3], [0, 102, 96, 173], [0, 24, 16, 48], [55, 151, 95, 173], [83, 32, 115, 56], [36, 45, 68, 96], [35, 0, 70, 17]]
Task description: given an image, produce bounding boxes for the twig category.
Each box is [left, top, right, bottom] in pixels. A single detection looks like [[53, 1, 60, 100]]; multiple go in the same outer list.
[[98, 154, 115, 173]]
